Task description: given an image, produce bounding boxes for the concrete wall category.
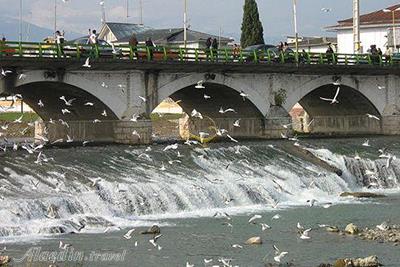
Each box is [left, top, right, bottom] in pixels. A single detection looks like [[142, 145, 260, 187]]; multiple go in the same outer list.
[[36, 120, 152, 145], [311, 116, 382, 136]]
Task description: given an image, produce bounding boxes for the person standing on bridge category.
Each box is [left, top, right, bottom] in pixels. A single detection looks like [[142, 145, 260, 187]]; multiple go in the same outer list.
[[129, 34, 139, 60], [55, 31, 65, 57], [88, 29, 98, 59], [145, 38, 155, 60], [212, 38, 218, 61], [205, 37, 212, 61]]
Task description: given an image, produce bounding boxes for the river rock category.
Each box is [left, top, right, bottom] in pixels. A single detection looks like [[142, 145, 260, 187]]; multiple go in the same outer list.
[[245, 236, 262, 245], [140, 225, 161, 235], [327, 226, 340, 233], [352, 255, 382, 267], [340, 192, 386, 198], [345, 223, 360, 235], [0, 255, 10, 266]]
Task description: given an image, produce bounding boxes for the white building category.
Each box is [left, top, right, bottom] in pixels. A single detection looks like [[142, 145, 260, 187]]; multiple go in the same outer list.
[[287, 36, 337, 53], [327, 4, 400, 54]]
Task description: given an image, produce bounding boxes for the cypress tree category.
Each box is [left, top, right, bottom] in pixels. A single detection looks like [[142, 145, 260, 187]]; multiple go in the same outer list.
[[240, 0, 265, 48]]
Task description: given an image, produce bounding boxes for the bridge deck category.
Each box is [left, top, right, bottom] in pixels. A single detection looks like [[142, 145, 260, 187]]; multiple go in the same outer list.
[[0, 41, 399, 75]]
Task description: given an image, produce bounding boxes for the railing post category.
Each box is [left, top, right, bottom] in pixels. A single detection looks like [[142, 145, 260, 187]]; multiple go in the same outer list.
[[194, 48, 199, 62], [225, 48, 229, 62], [179, 48, 184, 61], [76, 44, 80, 59], [163, 47, 168, 62], [267, 50, 272, 63], [210, 48, 214, 61], [95, 44, 100, 59], [19, 42, 23, 57], [253, 50, 258, 63], [280, 52, 285, 63], [129, 45, 134, 60], [367, 55, 372, 65], [332, 53, 337, 64], [38, 43, 43, 58], [345, 55, 348, 65], [356, 54, 360, 65], [239, 49, 244, 63], [319, 53, 324, 64]]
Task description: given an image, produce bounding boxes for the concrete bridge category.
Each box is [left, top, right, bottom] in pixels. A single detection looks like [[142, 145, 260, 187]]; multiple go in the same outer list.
[[1, 42, 400, 144]]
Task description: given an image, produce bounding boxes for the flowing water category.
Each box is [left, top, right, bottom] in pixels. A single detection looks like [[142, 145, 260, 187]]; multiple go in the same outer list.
[[1, 137, 400, 266]]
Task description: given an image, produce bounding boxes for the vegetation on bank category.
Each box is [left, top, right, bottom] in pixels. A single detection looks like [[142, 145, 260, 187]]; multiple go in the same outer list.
[[0, 112, 40, 122]]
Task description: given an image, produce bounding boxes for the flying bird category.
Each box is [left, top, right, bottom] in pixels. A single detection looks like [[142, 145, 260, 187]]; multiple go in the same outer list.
[[320, 86, 340, 104], [366, 113, 380, 121], [195, 80, 205, 89], [83, 57, 91, 68]]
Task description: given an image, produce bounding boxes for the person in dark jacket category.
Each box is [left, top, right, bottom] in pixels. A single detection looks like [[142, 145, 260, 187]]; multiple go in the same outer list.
[[129, 34, 139, 59], [145, 38, 155, 60], [205, 37, 212, 60], [211, 38, 218, 60]]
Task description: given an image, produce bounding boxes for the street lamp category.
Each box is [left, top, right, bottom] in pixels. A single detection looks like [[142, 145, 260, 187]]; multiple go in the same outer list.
[[383, 7, 400, 52], [19, 0, 23, 43], [292, 0, 299, 57], [183, 0, 187, 49]]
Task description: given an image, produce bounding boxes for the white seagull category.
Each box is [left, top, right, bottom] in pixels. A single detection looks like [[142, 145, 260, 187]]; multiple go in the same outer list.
[[300, 228, 312, 240], [233, 119, 241, 127], [195, 80, 205, 89], [59, 96, 76, 106], [366, 113, 380, 121], [248, 214, 262, 224], [123, 229, 135, 239], [83, 57, 91, 68], [320, 86, 340, 104]]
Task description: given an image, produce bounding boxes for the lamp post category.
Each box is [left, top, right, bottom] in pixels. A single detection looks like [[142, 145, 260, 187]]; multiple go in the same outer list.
[[100, 0, 106, 25], [54, 0, 57, 38], [292, 0, 299, 56], [353, 0, 360, 53], [183, 0, 187, 49], [383, 7, 400, 52], [139, 0, 143, 25], [19, 0, 23, 42]]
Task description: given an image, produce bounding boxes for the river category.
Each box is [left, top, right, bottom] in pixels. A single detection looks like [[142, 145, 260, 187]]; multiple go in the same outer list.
[[0, 136, 399, 266]]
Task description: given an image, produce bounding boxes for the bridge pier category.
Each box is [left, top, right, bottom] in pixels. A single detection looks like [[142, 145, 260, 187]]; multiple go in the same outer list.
[[35, 120, 152, 145]]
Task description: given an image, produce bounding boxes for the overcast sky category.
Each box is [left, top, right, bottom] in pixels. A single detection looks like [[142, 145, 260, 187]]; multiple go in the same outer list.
[[1, 0, 400, 41]]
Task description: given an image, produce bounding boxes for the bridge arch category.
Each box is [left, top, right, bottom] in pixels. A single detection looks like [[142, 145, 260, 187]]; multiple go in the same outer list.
[[14, 70, 126, 120], [284, 76, 386, 115], [157, 73, 269, 117]]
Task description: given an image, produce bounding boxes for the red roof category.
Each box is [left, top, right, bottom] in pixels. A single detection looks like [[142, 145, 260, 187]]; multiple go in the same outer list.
[[328, 4, 400, 29]]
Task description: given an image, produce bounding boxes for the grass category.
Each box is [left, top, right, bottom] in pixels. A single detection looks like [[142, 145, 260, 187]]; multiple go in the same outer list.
[[0, 112, 40, 122]]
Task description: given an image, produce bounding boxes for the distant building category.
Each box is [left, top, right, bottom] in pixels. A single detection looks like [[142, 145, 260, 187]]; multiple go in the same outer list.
[[98, 22, 233, 48], [287, 36, 337, 53], [327, 4, 400, 54], [98, 22, 151, 43]]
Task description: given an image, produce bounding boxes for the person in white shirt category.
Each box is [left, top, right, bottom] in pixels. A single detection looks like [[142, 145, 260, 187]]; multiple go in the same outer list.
[[55, 30, 65, 56], [88, 29, 98, 58]]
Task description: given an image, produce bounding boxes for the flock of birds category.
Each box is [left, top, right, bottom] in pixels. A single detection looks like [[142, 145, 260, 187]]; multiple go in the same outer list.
[[0, 34, 397, 266]]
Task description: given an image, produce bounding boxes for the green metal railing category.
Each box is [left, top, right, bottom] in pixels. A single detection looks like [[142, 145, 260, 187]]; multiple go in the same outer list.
[[0, 41, 398, 67]]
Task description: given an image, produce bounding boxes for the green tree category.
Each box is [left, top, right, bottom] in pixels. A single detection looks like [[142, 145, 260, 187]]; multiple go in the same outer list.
[[240, 0, 265, 48]]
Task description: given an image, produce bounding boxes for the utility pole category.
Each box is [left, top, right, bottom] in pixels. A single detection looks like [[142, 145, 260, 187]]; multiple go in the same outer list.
[[126, 0, 129, 23], [139, 0, 143, 25], [19, 0, 23, 43], [54, 0, 57, 38], [353, 0, 360, 53], [101, 0, 106, 25], [183, 0, 187, 48], [293, 0, 299, 56]]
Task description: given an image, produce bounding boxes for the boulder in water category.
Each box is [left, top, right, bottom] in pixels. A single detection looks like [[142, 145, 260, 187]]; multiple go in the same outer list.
[[340, 192, 386, 198], [352, 255, 382, 267], [0, 255, 11, 266], [245, 236, 262, 245], [140, 225, 161, 235], [326, 226, 340, 233], [345, 223, 360, 235]]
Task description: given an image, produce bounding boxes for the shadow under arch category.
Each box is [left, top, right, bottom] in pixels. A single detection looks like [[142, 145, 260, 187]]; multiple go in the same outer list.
[[167, 82, 264, 119], [298, 84, 380, 117], [291, 84, 382, 134], [14, 81, 118, 121]]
